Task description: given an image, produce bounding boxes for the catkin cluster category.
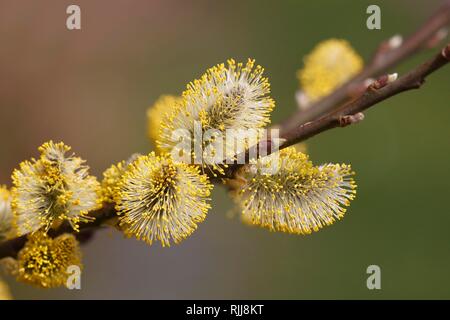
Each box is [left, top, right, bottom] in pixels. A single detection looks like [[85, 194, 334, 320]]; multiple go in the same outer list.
[[0, 141, 95, 288], [0, 49, 360, 291]]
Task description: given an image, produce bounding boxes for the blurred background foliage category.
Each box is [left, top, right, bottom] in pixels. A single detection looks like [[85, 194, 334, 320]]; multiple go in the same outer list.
[[0, 0, 449, 299]]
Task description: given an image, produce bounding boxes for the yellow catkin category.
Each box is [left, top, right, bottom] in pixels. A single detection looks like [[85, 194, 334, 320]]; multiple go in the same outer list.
[[100, 153, 142, 205], [157, 59, 275, 175], [298, 39, 363, 102], [13, 232, 82, 288], [11, 141, 101, 235], [100, 161, 127, 204], [147, 95, 182, 149], [232, 147, 357, 235], [115, 152, 213, 247]]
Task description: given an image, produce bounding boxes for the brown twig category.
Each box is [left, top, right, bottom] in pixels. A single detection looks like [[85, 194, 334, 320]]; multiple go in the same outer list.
[[0, 7, 449, 260], [1, 45, 447, 260], [280, 0, 450, 133], [280, 44, 450, 148], [0, 204, 116, 259]]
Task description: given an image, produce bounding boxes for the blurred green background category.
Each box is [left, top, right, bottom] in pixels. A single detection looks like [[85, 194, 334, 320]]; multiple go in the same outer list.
[[0, 0, 449, 299]]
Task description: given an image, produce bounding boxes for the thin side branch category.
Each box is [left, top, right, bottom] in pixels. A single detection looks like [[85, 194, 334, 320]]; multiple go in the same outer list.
[[280, 0, 450, 132], [280, 44, 450, 148]]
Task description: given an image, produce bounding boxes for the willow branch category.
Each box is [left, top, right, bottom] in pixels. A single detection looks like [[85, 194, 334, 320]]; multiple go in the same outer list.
[[1, 44, 447, 260], [280, 0, 450, 133], [0, 7, 449, 260], [280, 44, 450, 148], [0, 204, 116, 259]]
